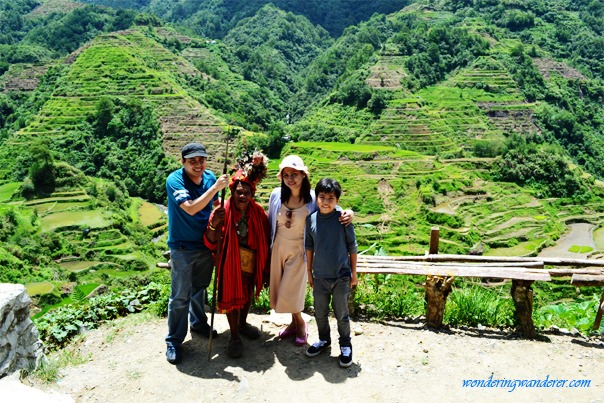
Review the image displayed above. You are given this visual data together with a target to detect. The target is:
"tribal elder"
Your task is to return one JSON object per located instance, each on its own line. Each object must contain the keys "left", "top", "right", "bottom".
{"left": 204, "top": 152, "right": 270, "bottom": 358}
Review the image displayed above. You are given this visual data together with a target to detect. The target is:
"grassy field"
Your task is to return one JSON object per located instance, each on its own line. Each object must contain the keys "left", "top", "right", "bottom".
{"left": 0, "top": 182, "right": 20, "bottom": 202}
{"left": 40, "top": 209, "right": 110, "bottom": 231}
{"left": 25, "top": 282, "right": 54, "bottom": 296}
{"left": 137, "top": 200, "right": 165, "bottom": 227}
{"left": 59, "top": 261, "right": 104, "bottom": 272}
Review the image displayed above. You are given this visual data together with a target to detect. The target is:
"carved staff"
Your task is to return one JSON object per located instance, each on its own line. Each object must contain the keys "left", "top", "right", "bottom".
{"left": 208, "top": 134, "right": 230, "bottom": 360}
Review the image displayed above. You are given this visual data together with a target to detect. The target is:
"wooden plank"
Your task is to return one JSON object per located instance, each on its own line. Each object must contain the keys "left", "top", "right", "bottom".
{"left": 570, "top": 274, "right": 604, "bottom": 286}
{"left": 357, "top": 265, "right": 551, "bottom": 281}
{"left": 544, "top": 268, "right": 604, "bottom": 277}
{"left": 359, "top": 254, "right": 604, "bottom": 267}
{"left": 358, "top": 259, "right": 604, "bottom": 277}
{"left": 358, "top": 259, "right": 544, "bottom": 269}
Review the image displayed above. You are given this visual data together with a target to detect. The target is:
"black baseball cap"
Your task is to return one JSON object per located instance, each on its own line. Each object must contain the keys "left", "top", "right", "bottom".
{"left": 181, "top": 142, "right": 208, "bottom": 159}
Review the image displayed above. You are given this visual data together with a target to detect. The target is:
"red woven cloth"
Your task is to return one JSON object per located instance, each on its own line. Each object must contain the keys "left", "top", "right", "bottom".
{"left": 205, "top": 198, "right": 269, "bottom": 313}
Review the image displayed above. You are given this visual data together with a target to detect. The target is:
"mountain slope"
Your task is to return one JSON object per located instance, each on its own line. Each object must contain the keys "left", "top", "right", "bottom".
{"left": 141, "top": 0, "right": 411, "bottom": 38}
{"left": 293, "top": 1, "right": 604, "bottom": 176}
{"left": 222, "top": 4, "right": 334, "bottom": 104}
{"left": 8, "top": 28, "right": 228, "bottom": 169}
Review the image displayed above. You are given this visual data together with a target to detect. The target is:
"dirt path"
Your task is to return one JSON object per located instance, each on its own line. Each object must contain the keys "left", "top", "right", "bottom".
{"left": 17, "top": 312, "right": 604, "bottom": 402}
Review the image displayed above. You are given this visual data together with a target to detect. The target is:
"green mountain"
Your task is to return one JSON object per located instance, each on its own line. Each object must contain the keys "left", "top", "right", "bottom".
{"left": 139, "top": 0, "right": 411, "bottom": 38}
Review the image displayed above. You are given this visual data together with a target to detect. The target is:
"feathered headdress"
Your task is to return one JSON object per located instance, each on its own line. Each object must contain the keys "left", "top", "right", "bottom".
{"left": 229, "top": 151, "right": 268, "bottom": 194}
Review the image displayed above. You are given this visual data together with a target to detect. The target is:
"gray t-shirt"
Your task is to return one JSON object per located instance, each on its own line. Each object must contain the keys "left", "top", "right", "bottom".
{"left": 305, "top": 209, "right": 358, "bottom": 279}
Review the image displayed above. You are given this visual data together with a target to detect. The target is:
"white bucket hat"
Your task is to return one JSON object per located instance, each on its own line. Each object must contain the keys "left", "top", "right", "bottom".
{"left": 277, "top": 155, "right": 309, "bottom": 180}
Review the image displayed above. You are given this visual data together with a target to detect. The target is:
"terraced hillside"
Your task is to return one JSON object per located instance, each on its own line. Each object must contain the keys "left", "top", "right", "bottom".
{"left": 9, "top": 28, "right": 230, "bottom": 172}
{"left": 0, "top": 63, "right": 49, "bottom": 93}
{"left": 361, "top": 56, "right": 538, "bottom": 153}
{"left": 276, "top": 141, "right": 604, "bottom": 259}
{"left": 7, "top": 181, "right": 166, "bottom": 281}
{"left": 533, "top": 58, "right": 587, "bottom": 81}
{"left": 366, "top": 55, "right": 407, "bottom": 89}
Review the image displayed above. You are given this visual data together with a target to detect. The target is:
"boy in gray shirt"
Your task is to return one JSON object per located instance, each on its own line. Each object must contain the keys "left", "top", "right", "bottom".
{"left": 304, "top": 178, "right": 358, "bottom": 367}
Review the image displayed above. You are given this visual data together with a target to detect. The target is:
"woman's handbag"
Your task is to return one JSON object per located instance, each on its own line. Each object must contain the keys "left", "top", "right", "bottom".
{"left": 239, "top": 246, "right": 256, "bottom": 275}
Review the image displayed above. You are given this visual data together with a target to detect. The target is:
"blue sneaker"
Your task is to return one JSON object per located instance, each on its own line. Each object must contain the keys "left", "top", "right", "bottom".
{"left": 305, "top": 340, "right": 330, "bottom": 357}
{"left": 166, "top": 345, "right": 181, "bottom": 365}
{"left": 339, "top": 346, "right": 353, "bottom": 367}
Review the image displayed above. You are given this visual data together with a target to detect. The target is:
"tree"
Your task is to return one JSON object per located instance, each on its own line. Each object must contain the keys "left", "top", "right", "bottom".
{"left": 28, "top": 138, "right": 56, "bottom": 196}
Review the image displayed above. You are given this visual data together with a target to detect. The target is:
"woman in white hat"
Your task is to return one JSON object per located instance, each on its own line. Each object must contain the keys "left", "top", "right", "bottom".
{"left": 268, "top": 155, "right": 353, "bottom": 346}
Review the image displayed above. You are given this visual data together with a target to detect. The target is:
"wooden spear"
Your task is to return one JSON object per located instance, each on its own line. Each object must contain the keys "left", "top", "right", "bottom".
{"left": 208, "top": 134, "right": 230, "bottom": 360}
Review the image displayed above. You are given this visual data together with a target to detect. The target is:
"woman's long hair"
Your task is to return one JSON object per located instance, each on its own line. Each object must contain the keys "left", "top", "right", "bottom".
{"left": 281, "top": 174, "right": 312, "bottom": 204}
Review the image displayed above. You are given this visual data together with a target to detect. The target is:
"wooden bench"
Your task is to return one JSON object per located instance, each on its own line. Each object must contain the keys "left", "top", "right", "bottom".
{"left": 357, "top": 255, "right": 604, "bottom": 338}
{"left": 356, "top": 255, "right": 552, "bottom": 338}
{"left": 355, "top": 228, "right": 604, "bottom": 338}
{"left": 357, "top": 227, "right": 604, "bottom": 338}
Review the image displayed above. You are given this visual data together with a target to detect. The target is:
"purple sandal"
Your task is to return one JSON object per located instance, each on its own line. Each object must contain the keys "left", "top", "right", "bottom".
{"left": 294, "top": 322, "right": 308, "bottom": 346}
{"left": 278, "top": 325, "right": 297, "bottom": 339}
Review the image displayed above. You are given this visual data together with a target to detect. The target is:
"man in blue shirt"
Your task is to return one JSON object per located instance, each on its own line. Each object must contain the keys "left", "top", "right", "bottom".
{"left": 165, "top": 142, "right": 229, "bottom": 364}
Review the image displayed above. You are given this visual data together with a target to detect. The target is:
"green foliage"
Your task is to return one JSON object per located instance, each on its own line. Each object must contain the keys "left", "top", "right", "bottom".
{"left": 444, "top": 284, "right": 515, "bottom": 327}
{"left": 397, "top": 21, "right": 491, "bottom": 88}
{"left": 71, "top": 287, "right": 87, "bottom": 304}
{"left": 148, "top": 0, "right": 409, "bottom": 38}
{"left": 53, "top": 97, "right": 179, "bottom": 203}
{"left": 354, "top": 274, "right": 425, "bottom": 319}
{"left": 473, "top": 139, "right": 506, "bottom": 158}
{"left": 23, "top": 5, "right": 136, "bottom": 55}
{"left": 425, "top": 209, "right": 465, "bottom": 229}
{"left": 535, "top": 294, "right": 603, "bottom": 334}
{"left": 35, "top": 281, "right": 166, "bottom": 350}
{"left": 27, "top": 138, "right": 57, "bottom": 197}
{"left": 300, "top": 14, "right": 391, "bottom": 115}
{"left": 492, "top": 140, "right": 592, "bottom": 199}
{"left": 224, "top": 4, "right": 333, "bottom": 105}
{"left": 0, "top": 0, "right": 38, "bottom": 44}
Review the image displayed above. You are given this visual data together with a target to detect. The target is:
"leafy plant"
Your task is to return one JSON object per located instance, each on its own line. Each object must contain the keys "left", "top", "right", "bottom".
{"left": 35, "top": 282, "right": 165, "bottom": 350}
{"left": 535, "top": 294, "right": 603, "bottom": 334}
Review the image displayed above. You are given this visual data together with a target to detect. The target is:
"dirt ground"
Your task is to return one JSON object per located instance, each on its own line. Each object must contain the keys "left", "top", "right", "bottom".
{"left": 8, "top": 311, "right": 604, "bottom": 403}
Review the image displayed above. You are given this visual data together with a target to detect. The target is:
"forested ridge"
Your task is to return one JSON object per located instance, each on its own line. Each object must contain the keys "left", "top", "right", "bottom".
{"left": 2, "top": 0, "right": 604, "bottom": 339}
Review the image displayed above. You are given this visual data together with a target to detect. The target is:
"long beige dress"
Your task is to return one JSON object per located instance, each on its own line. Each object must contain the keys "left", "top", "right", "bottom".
{"left": 269, "top": 204, "right": 308, "bottom": 313}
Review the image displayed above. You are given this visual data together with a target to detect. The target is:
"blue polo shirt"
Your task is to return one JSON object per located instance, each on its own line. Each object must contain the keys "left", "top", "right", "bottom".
{"left": 166, "top": 167, "right": 218, "bottom": 250}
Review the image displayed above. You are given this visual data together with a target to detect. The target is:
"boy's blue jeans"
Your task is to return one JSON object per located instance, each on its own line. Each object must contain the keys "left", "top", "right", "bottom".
{"left": 312, "top": 277, "right": 352, "bottom": 347}
{"left": 165, "top": 248, "right": 214, "bottom": 348}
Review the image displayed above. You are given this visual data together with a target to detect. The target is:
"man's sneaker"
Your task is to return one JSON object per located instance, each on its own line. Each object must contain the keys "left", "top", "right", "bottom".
{"left": 305, "top": 340, "right": 330, "bottom": 357}
{"left": 339, "top": 346, "right": 353, "bottom": 367}
{"left": 166, "top": 345, "right": 181, "bottom": 365}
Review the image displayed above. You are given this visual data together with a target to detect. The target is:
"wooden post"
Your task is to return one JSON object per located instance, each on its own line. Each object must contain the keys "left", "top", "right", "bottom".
{"left": 424, "top": 227, "right": 453, "bottom": 328}
{"left": 429, "top": 227, "right": 440, "bottom": 255}
{"left": 593, "top": 290, "right": 604, "bottom": 332}
{"left": 424, "top": 275, "right": 453, "bottom": 328}
{"left": 511, "top": 279, "right": 537, "bottom": 338}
